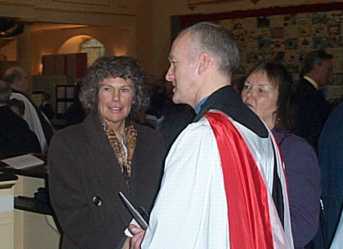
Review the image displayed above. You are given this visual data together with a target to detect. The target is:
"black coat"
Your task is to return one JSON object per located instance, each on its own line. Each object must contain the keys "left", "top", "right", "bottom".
{"left": 48, "top": 111, "right": 166, "bottom": 249}
{"left": 293, "top": 78, "right": 331, "bottom": 150}
{"left": 0, "top": 105, "right": 40, "bottom": 158}
{"left": 194, "top": 85, "right": 268, "bottom": 138}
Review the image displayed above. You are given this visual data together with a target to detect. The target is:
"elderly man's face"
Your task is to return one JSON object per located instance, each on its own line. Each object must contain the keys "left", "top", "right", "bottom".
{"left": 98, "top": 77, "right": 134, "bottom": 131}
{"left": 165, "top": 33, "right": 199, "bottom": 107}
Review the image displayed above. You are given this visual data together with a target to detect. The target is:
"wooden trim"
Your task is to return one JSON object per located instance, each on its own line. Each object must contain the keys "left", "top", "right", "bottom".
{"left": 177, "top": 3, "right": 343, "bottom": 27}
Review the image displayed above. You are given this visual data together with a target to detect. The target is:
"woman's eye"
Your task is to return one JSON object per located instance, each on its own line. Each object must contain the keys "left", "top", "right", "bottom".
{"left": 102, "top": 86, "right": 111, "bottom": 91}
{"left": 120, "top": 87, "right": 131, "bottom": 93}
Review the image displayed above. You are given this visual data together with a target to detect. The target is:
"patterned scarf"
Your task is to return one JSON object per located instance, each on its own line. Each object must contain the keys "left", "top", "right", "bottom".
{"left": 104, "top": 122, "right": 137, "bottom": 179}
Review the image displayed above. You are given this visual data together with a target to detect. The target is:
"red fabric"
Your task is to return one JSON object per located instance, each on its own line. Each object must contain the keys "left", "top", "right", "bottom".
{"left": 206, "top": 112, "right": 274, "bottom": 249}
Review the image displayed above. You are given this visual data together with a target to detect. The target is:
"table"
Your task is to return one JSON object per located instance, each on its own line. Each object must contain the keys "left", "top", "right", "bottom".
{"left": 0, "top": 162, "right": 59, "bottom": 249}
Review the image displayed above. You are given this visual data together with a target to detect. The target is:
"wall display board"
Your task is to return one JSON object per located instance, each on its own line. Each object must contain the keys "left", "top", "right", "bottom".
{"left": 55, "top": 85, "right": 76, "bottom": 118}
{"left": 175, "top": 3, "right": 343, "bottom": 101}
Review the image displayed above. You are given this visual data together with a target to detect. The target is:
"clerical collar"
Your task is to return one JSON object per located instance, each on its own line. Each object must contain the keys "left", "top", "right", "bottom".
{"left": 304, "top": 75, "right": 319, "bottom": 90}
{"left": 194, "top": 97, "right": 208, "bottom": 114}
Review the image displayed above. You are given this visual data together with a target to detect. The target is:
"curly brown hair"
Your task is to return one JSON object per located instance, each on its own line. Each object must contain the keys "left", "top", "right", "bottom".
{"left": 79, "top": 56, "right": 146, "bottom": 117}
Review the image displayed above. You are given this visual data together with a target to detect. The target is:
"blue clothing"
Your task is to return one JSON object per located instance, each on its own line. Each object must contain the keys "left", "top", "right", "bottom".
{"left": 194, "top": 97, "right": 208, "bottom": 114}
{"left": 319, "top": 102, "right": 343, "bottom": 248}
{"left": 273, "top": 129, "right": 321, "bottom": 249}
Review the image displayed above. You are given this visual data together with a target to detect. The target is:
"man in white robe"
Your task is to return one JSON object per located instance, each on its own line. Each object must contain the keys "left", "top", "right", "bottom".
{"left": 3, "top": 66, "right": 54, "bottom": 152}
{"left": 129, "top": 22, "right": 294, "bottom": 249}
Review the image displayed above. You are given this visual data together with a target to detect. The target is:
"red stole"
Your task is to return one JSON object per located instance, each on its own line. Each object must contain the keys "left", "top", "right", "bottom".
{"left": 206, "top": 112, "right": 274, "bottom": 249}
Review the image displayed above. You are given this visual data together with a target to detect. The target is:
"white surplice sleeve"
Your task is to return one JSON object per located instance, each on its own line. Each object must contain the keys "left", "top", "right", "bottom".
{"left": 330, "top": 210, "right": 343, "bottom": 249}
{"left": 142, "top": 119, "right": 230, "bottom": 249}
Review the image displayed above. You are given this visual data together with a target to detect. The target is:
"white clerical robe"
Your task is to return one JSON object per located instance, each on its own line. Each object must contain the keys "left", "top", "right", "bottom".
{"left": 142, "top": 113, "right": 293, "bottom": 249}
{"left": 330, "top": 210, "right": 343, "bottom": 249}
{"left": 10, "top": 92, "right": 47, "bottom": 152}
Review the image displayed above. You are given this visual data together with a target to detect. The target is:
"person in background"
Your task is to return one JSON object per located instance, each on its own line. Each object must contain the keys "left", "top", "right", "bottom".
{"left": 293, "top": 50, "right": 333, "bottom": 150}
{"left": 241, "top": 62, "right": 321, "bottom": 249}
{"left": 8, "top": 98, "right": 25, "bottom": 117}
{"left": 38, "top": 92, "right": 54, "bottom": 120}
{"left": 2, "top": 66, "right": 54, "bottom": 152}
{"left": 48, "top": 56, "right": 166, "bottom": 249}
{"left": 129, "top": 22, "right": 293, "bottom": 249}
{"left": 146, "top": 81, "right": 195, "bottom": 149}
{"left": 63, "top": 80, "right": 86, "bottom": 126}
{"left": 0, "top": 80, "right": 40, "bottom": 158}
{"left": 319, "top": 101, "right": 343, "bottom": 249}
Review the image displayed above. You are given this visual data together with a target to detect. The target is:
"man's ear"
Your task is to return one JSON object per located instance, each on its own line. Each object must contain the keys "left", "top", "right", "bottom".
{"left": 197, "top": 52, "right": 212, "bottom": 75}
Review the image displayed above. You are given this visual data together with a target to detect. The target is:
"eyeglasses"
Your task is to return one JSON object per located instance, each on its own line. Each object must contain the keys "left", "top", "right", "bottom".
{"left": 242, "top": 82, "right": 276, "bottom": 95}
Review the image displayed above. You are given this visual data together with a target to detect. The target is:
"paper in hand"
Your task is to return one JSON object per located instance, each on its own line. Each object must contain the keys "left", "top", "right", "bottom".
{"left": 118, "top": 192, "right": 148, "bottom": 230}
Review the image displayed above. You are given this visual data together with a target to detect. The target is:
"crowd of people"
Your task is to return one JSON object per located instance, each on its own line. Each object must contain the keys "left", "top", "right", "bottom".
{"left": 1, "top": 21, "right": 343, "bottom": 249}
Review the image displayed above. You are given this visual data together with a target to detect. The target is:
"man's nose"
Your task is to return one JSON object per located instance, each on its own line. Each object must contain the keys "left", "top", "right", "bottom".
{"left": 165, "top": 67, "right": 174, "bottom": 82}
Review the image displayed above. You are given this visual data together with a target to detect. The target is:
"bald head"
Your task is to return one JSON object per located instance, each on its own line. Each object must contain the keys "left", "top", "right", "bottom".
{"left": 180, "top": 22, "right": 240, "bottom": 78}
{"left": 165, "top": 22, "right": 240, "bottom": 108}
{"left": 3, "top": 66, "right": 29, "bottom": 92}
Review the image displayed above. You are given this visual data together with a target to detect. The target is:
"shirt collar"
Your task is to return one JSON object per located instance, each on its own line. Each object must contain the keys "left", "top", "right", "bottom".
{"left": 304, "top": 75, "right": 319, "bottom": 90}
{"left": 194, "top": 97, "right": 208, "bottom": 114}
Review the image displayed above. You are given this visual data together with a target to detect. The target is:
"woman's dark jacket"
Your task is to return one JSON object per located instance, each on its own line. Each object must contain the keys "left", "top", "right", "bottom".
{"left": 48, "top": 111, "right": 166, "bottom": 249}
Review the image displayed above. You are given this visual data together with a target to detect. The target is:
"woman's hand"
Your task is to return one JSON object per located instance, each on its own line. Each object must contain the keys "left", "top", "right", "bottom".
{"left": 129, "top": 224, "right": 145, "bottom": 249}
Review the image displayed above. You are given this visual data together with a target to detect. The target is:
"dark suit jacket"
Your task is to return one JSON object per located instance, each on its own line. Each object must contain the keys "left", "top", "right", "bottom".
{"left": 159, "top": 104, "right": 195, "bottom": 149}
{"left": 0, "top": 105, "right": 40, "bottom": 158}
{"left": 194, "top": 85, "right": 268, "bottom": 138}
{"left": 319, "top": 102, "right": 343, "bottom": 246}
{"left": 48, "top": 111, "right": 166, "bottom": 249}
{"left": 293, "top": 78, "right": 331, "bottom": 150}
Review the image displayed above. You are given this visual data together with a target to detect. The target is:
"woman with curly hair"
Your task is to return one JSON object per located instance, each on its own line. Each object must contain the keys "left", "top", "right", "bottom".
{"left": 48, "top": 56, "right": 166, "bottom": 249}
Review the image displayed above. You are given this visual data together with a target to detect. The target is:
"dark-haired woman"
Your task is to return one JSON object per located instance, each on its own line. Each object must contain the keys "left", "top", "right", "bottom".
{"left": 241, "top": 62, "right": 321, "bottom": 249}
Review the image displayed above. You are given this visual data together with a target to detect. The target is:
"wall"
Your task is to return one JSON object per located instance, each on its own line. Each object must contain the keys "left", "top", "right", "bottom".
{"left": 0, "top": 0, "right": 137, "bottom": 78}
{"left": 30, "top": 25, "right": 135, "bottom": 74}
{"left": 138, "top": 0, "right": 343, "bottom": 77}
{"left": 0, "top": 40, "right": 16, "bottom": 61}
{"left": 2, "top": 0, "right": 343, "bottom": 79}
{"left": 0, "top": 0, "right": 136, "bottom": 26}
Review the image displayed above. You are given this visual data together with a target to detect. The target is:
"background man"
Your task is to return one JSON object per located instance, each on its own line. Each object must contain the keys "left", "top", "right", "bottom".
{"left": 129, "top": 22, "right": 294, "bottom": 249}
{"left": 293, "top": 50, "right": 333, "bottom": 150}
{"left": 2, "top": 66, "right": 54, "bottom": 152}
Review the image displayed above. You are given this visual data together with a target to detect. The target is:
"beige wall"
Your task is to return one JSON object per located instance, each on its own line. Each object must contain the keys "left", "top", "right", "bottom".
{"left": 137, "top": 0, "right": 343, "bottom": 77}
{"left": 30, "top": 25, "right": 135, "bottom": 74}
{"left": 2, "top": 0, "right": 343, "bottom": 79}
{"left": 0, "top": 41, "right": 16, "bottom": 61}
{"left": 0, "top": 0, "right": 137, "bottom": 77}
{"left": 0, "top": 0, "right": 136, "bottom": 25}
